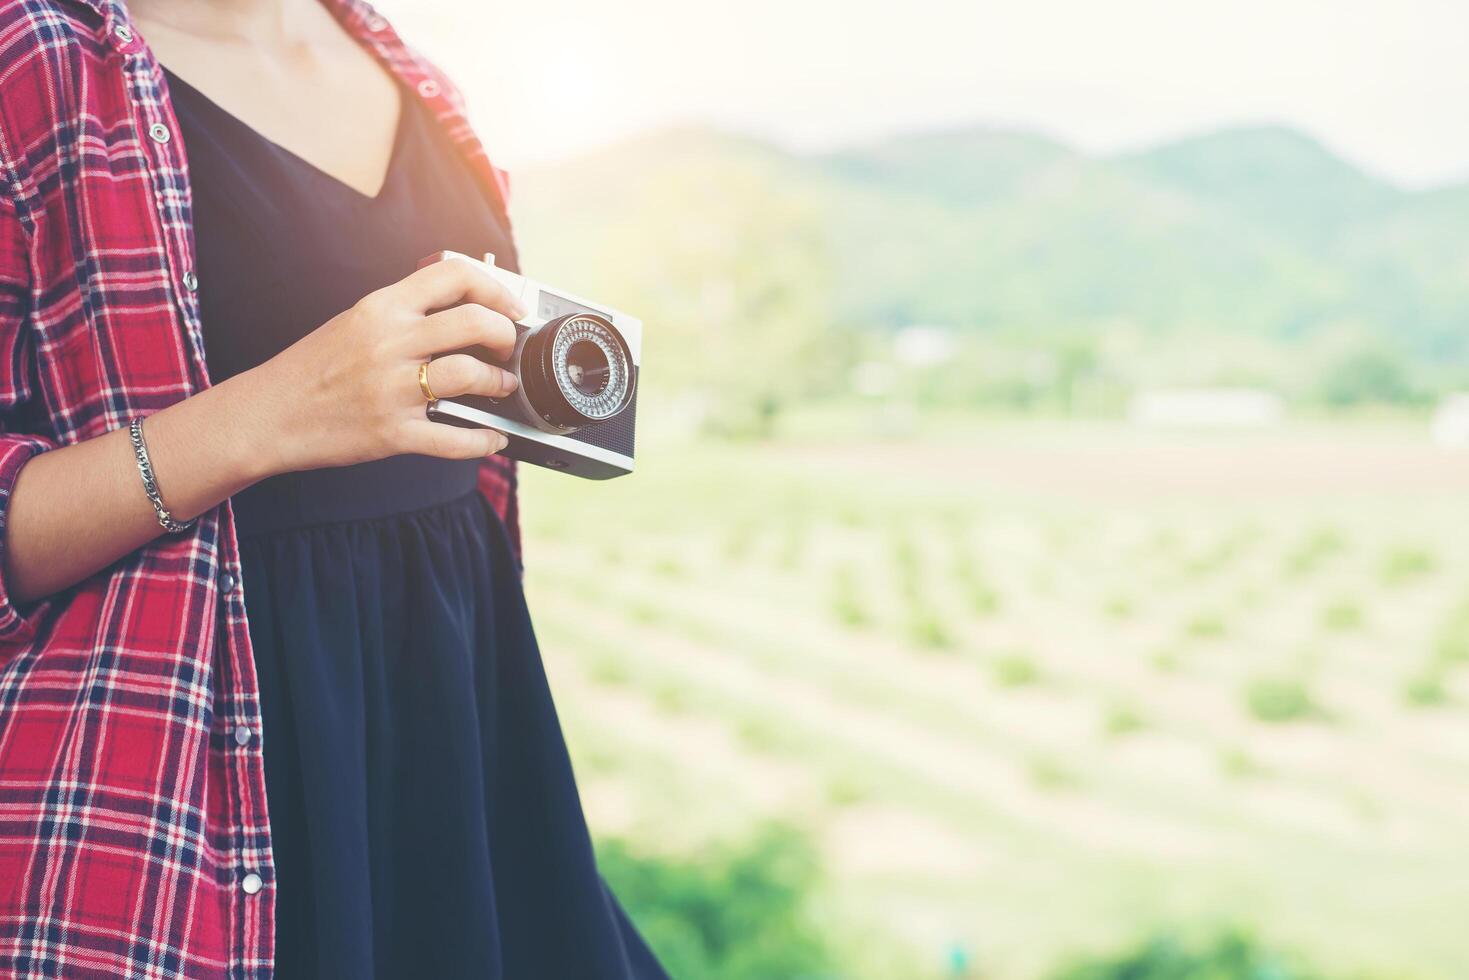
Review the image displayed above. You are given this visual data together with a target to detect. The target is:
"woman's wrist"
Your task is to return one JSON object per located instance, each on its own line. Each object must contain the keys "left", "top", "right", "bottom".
{"left": 214, "top": 363, "right": 305, "bottom": 484}
{"left": 139, "top": 370, "right": 291, "bottom": 521}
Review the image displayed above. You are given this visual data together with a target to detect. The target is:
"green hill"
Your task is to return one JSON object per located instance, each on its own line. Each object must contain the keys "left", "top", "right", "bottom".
{"left": 822, "top": 127, "right": 1081, "bottom": 207}
{"left": 509, "top": 124, "right": 1469, "bottom": 366}
{"left": 1116, "top": 125, "right": 1403, "bottom": 241}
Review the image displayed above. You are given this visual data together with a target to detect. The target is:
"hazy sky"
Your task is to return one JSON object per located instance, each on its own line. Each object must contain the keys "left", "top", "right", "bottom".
{"left": 379, "top": 0, "right": 1469, "bottom": 188}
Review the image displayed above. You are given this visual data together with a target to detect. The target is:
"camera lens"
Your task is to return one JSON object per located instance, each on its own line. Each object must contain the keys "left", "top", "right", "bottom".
{"left": 565, "top": 340, "right": 610, "bottom": 397}
{"left": 520, "top": 313, "right": 635, "bottom": 431}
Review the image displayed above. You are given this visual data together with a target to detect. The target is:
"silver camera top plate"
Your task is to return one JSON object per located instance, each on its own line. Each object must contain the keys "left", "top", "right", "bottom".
{"left": 481, "top": 253, "right": 643, "bottom": 362}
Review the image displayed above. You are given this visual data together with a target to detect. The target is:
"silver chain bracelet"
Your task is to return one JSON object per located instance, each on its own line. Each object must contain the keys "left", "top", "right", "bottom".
{"left": 128, "top": 416, "right": 196, "bottom": 534}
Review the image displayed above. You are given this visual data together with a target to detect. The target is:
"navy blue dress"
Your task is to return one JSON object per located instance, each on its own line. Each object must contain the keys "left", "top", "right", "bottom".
{"left": 164, "top": 68, "right": 668, "bottom": 980}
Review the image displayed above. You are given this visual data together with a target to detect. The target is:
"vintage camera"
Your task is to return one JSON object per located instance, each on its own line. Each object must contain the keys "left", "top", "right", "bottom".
{"left": 422, "top": 252, "right": 641, "bottom": 480}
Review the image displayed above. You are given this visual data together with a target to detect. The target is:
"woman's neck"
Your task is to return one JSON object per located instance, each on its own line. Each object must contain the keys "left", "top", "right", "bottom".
{"left": 129, "top": 0, "right": 323, "bottom": 45}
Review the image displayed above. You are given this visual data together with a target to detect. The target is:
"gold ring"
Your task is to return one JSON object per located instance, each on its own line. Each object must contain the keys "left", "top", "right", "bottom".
{"left": 417, "top": 360, "right": 438, "bottom": 402}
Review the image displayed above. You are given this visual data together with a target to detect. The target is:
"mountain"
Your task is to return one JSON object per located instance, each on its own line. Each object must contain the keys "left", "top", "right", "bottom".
{"left": 1116, "top": 125, "right": 1404, "bottom": 242}
{"left": 822, "top": 127, "right": 1081, "bottom": 207}
{"left": 508, "top": 123, "right": 1469, "bottom": 363}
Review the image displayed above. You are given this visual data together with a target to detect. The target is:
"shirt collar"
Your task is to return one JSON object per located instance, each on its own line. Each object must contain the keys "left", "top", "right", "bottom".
{"left": 59, "top": 0, "right": 127, "bottom": 35}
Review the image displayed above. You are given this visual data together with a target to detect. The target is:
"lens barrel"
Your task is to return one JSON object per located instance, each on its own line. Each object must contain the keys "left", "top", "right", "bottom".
{"left": 519, "top": 313, "right": 635, "bottom": 431}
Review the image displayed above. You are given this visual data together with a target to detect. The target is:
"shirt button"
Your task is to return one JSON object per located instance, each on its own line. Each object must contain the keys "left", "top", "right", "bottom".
{"left": 416, "top": 78, "right": 441, "bottom": 99}
{"left": 113, "top": 23, "right": 134, "bottom": 43}
{"left": 183, "top": 270, "right": 198, "bottom": 292}
{"left": 233, "top": 725, "right": 253, "bottom": 747}
{"left": 218, "top": 571, "right": 237, "bottom": 594}
{"left": 241, "top": 872, "right": 263, "bottom": 895}
{"left": 147, "top": 122, "right": 171, "bottom": 144}
{"left": 366, "top": 15, "right": 387, "bottom": 31}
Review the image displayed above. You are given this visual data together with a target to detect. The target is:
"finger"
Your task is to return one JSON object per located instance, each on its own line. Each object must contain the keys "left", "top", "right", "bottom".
{"left": 392, "top": 253, "right": 528, "bottom": 320}
{"left": 425, "top": 353, "right": 519, "bottom": 400}
{"left": 404, "top": 418, "right": 509, "bottom": 459}
{"left": 418, "top": 303, "right": 517, "bottom": 360}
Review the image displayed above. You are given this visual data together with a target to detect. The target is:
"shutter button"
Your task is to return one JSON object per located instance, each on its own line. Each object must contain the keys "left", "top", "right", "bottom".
{"left": 241, "top": 872, "right": 263, "bottom": 895}
{"left": 147, "top": 122, "right": 171, "bottom": 144}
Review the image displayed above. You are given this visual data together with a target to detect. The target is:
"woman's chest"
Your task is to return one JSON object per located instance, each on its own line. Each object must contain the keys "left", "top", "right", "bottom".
{"left": 135, "top": 25, "right": 404, "bottom": 199}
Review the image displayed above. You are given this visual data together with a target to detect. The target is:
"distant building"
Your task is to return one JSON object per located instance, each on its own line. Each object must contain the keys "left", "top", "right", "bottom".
{"left": 1128, "top": 387, "right": 1285, "bottom": 428}
{"left": 893, "top": 326, "right": 956, "bottom": 368}
{"left": 1431, "top": 393, "right": 1469, "bottom": 449}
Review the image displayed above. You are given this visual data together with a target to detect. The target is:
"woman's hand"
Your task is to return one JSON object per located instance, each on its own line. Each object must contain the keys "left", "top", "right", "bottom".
{"left": 246, "top": 254, "right": 528, "bottom": 476}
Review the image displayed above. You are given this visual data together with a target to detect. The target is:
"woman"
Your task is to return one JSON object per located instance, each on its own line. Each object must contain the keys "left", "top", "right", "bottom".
{"left": 0, "top": 0, "right": 666, "bottom": 976}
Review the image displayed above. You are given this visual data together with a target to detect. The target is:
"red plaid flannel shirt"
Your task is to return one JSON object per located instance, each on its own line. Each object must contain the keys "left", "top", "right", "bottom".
{"left": 0, "top": 1, "right": 519, "bottom": 975}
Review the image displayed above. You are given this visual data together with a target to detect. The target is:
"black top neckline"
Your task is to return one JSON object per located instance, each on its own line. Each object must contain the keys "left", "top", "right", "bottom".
{"left": 161, "top": 64, "right": 411, "bottom": 204}
{"left": 163, "top": 46, "right": 516, "bottom": 383}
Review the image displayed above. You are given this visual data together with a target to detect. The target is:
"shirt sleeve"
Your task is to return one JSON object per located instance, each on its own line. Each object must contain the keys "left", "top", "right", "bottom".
{"left": 0, "top": 185, "right": 59, "bottom": 645}
{"left": 477, "top": 456, "right": 523, "bottom": 573}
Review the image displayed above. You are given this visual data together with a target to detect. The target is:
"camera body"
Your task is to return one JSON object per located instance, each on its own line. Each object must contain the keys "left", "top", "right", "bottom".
{"left": 424, "top": 252, "right": 641, "bottom": 480}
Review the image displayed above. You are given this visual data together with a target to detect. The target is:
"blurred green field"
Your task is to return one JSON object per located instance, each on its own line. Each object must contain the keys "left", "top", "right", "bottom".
{"left": 519, "top": 420, "right": 1469, "bottom": 979}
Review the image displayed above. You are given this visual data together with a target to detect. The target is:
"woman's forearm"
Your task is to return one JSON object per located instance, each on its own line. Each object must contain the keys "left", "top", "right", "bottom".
{"left": 4, "top": 371, "right": 282, "bottom": 604}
